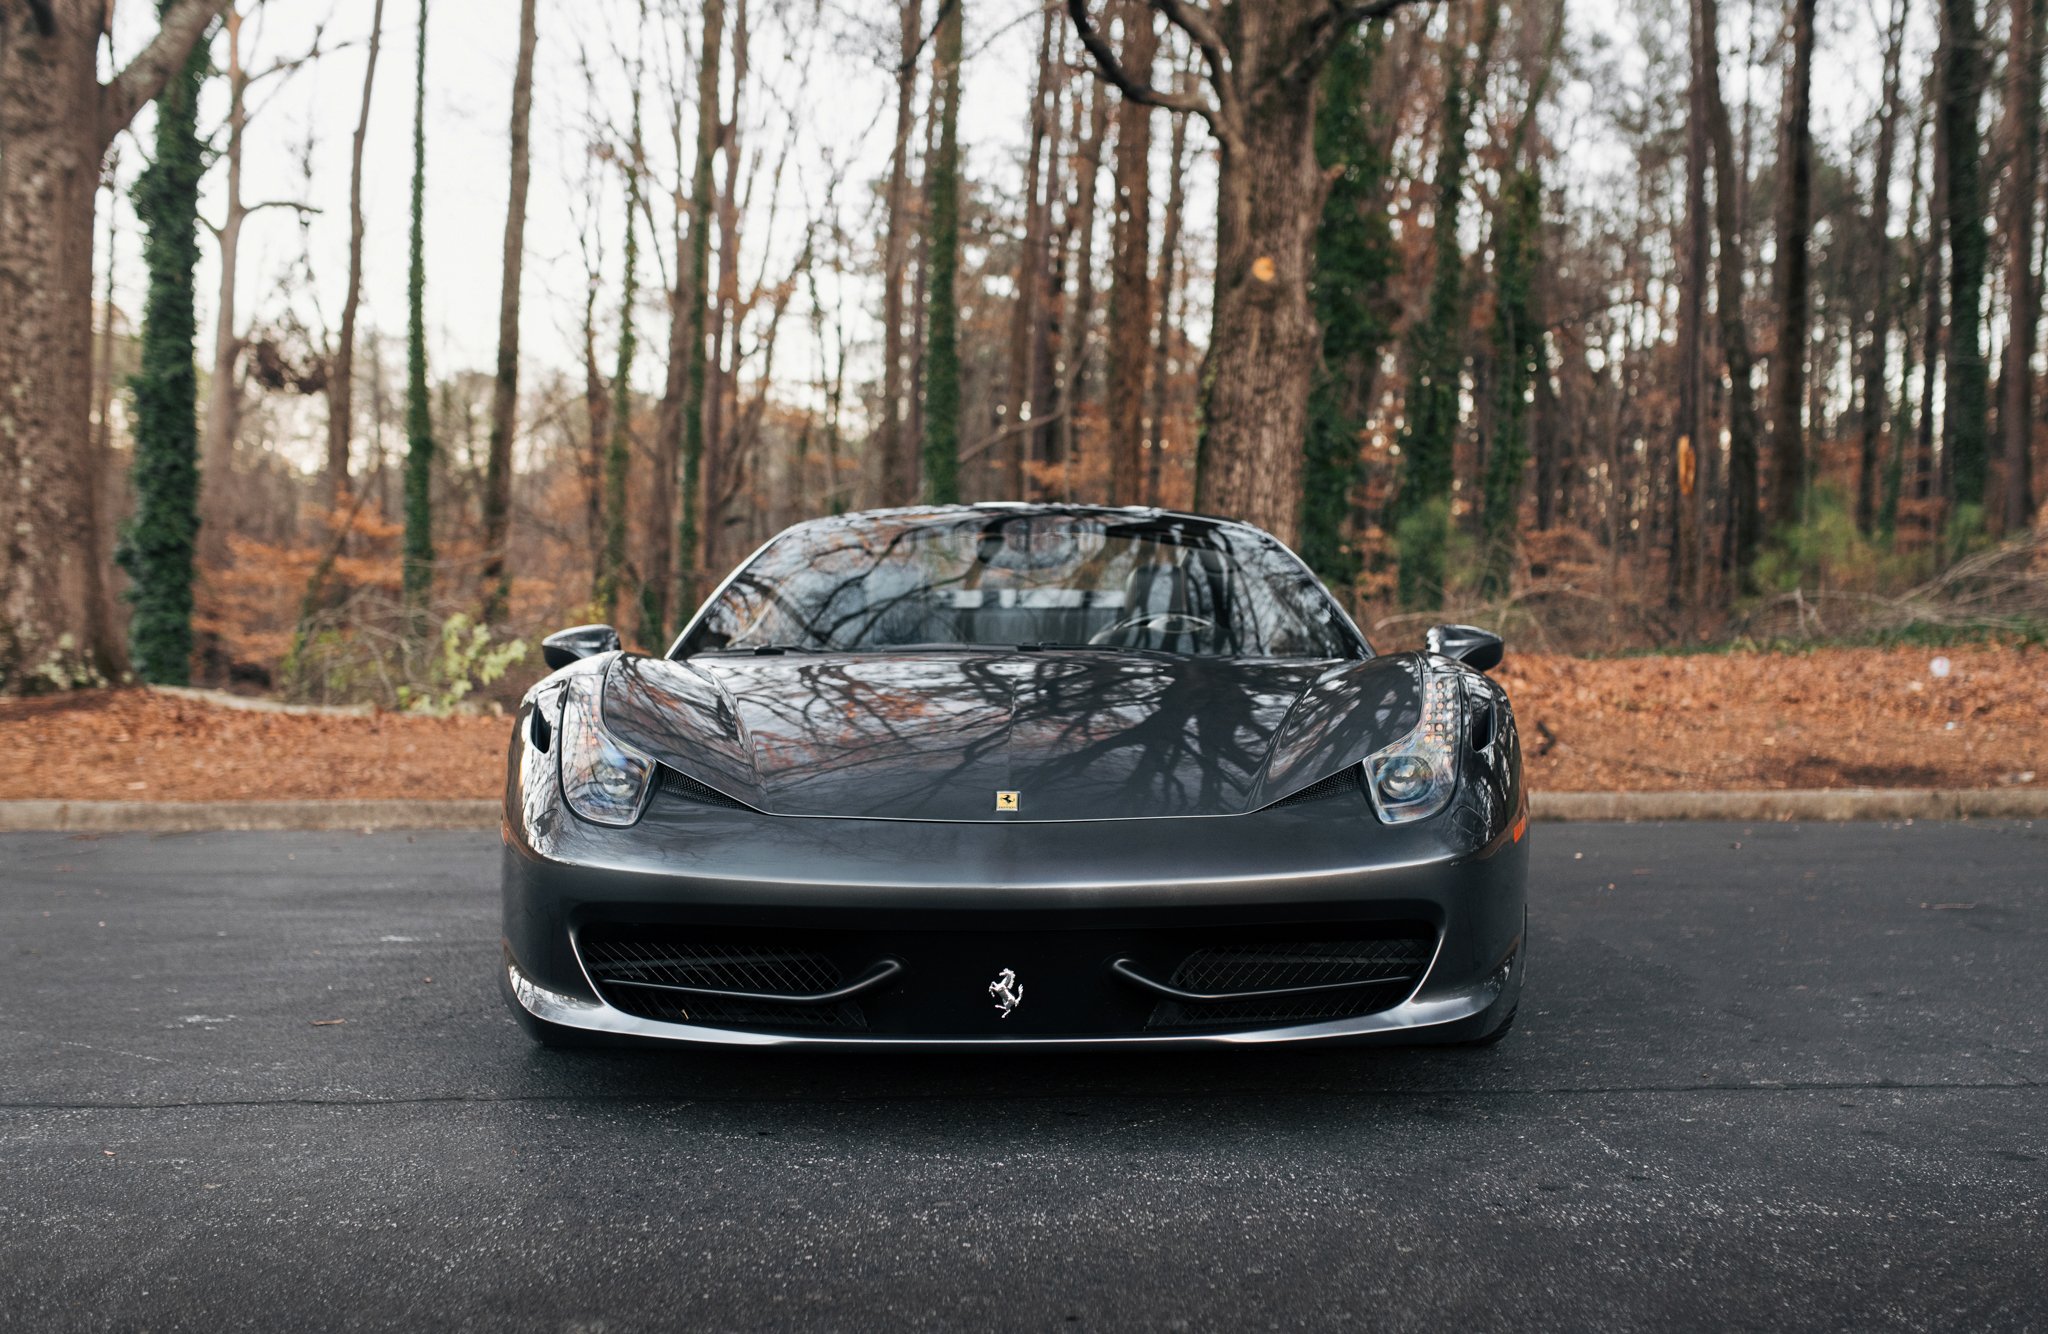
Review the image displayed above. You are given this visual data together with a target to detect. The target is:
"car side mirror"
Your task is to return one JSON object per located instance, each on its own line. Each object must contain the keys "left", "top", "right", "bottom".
{"left": 541, "top": 623, "right": 622, "bottom": 671}
{"left": 1426, "top": 623, "right": 1504, "bottom": 673}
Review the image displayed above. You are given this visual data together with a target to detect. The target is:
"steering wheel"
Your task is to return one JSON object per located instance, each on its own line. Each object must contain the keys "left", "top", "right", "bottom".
{"left": 1088, "top": 611, "right": 1218, "bottom": 646}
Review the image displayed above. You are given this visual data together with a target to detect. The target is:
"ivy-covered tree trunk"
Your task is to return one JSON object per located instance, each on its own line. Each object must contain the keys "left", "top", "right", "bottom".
{"left": 1394, "top": 0, "right": 1499, "bottom": 608}
{"left": 1300, "top": 24, "right": 1395, "bottom": 590}
{"left": 401, "top": 0, "right": 435, "bottom": 619}
{"left": 920, "top": 0, "right": 964, "bottom": 505}
{"left": 119, "top": 0, "right": 211, "bottom": 685}
{"left": 1940, "top": 0, "right": 1991, "bottom": 514}
{"left": 1480, "top": 168, "right": 1541, "bottom": 598}
{"left": 1699, "top": 0, "right": 1764, "bottom": 594}
{"left": 597, "top": 92, "right": 643, "bottom": 623}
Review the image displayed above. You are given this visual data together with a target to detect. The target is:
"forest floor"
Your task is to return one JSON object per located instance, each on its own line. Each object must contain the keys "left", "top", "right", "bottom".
{"left": 0, "top": 645, "right": 2040, "bottom": 801}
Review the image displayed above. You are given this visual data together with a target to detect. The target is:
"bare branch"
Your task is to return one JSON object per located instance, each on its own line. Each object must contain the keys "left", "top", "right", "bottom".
{"left": 1065, "top": 0, "right": 1213, "bottom": 121}
{"left": 1280, "top": 0, "right": 1438, "bottom": 89}
{"left": 99, "top": 0, "right": 234, "bottom": 149}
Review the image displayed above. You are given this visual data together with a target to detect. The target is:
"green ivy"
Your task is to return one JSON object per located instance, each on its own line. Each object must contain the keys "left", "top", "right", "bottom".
{"left": 402, "top": 0, "right": 436, "bottom": 620}
{"left": 118, "top": 1, "right": 211, "bottom": 685}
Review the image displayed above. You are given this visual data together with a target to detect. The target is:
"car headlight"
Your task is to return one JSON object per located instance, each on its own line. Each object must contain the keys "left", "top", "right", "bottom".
{"left": 1363, "top": 669, "right": 1462, "bottom": 824}
{"left": 558, "top": 672, "right": 655, "bottom": 826}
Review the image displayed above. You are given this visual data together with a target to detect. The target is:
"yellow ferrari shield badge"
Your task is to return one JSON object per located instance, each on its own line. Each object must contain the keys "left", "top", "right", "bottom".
{"left": 994, "top": 790, "right": 1020, "bottom": 812}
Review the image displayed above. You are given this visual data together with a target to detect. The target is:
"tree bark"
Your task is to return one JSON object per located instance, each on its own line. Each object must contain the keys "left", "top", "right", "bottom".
{"left": 481, "top": 0, "right": 537, "bottom": 625}
{"left": 1940, "top": 0, "right": 1991, "bottom": 510}
{"left": 1765, "top": 0, "right": 1816, "bottom": 536}
{"left": 876, "top": 0, "right": 923, "bottom": 507}
{"left": 1673, "top": 0, "right": 1711, "bottom": 607}
{"left": 920, "top": 0, "right": 964, "bottom": 504}
{"left": 1056, "top": 72, "right": 1110, "bottom": 490}
{"left": 1147, "top": 98, "right": 1190, "bottom": 507}
{"left": 199, "top": 6, "right": 246, "bottom": 571}
{"left": 1698, "top": 0, "right": 1764, "bottom": 592}
{"left": 676, "top": 0, "right": 724, "bottom": 617}
{"left": 1002, "top": 3, "right": 1058, "bottom": 500}
{"left": 2002, "top": 0, "right": 2042, "bottom": 530}
{"left": 1856, "top": 0, "right": 1908, "bottom": 535}
{"left": 1104, "top": 0, "right": 1157, "bottom": 505}
{"left": 400, "top": 0, "right": 434, "bottom": 617}
{"left": 324, "top": 0, "right": 385, "bottom": 514}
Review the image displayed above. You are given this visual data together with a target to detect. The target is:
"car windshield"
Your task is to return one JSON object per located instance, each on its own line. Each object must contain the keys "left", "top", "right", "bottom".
{"left": 680, "top": 511, "right": 1362, "bottom": 659}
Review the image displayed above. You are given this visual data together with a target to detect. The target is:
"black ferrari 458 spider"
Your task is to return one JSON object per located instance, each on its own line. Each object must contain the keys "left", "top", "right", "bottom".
{"left": 501, "top": 504, "right": 1527, "bottom": 1049}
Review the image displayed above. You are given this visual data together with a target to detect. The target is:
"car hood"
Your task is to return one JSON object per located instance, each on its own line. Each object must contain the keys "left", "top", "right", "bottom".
{"left": 601, "top": 649, "right": 1425, "bottom": 822}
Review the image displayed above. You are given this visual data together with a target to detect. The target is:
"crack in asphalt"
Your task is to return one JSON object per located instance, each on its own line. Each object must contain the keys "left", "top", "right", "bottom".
{"left": 0, "top": 1077, "right": 2040, "bottom": 1114}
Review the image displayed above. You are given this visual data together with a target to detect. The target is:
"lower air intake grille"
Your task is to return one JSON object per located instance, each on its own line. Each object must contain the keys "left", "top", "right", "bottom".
{"left": 1146, "top": 929, "right": 1434, "bottom": 1030}
{"left": 578, "top": 925, "right": 867, "bottom": 1031}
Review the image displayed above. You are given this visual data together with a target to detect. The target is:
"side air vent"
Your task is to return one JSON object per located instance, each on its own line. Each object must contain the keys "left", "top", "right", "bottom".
{"left": 660, "top": 766, "right": 754, "bottom": 810}
{"left": 1267, "top": 768, "right": 1363, "bottom": 809}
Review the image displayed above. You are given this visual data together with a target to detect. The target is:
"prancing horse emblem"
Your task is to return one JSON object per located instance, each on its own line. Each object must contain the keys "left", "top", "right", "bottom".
{"left": 988, "top": 967, "right": 1023, "bottom": 1018}
{"left": 995, "top": 790, "right": 1020, "bottom": 812}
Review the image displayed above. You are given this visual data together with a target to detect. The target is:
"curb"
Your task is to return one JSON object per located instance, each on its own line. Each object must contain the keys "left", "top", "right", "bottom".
{"left": 1532, "top": 789, "right": 2048, "bottom": 822}
{"left": 0, "top": 800, "right": 499, "bottom": 832}
{"left": 0, "top": 790, "right": 2042, "bottom": 832}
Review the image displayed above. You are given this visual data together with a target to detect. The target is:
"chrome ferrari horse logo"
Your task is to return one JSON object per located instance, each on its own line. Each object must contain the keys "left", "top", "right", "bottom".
{"left": 988, "top": 967, "right": 1023, "bottom": 1017}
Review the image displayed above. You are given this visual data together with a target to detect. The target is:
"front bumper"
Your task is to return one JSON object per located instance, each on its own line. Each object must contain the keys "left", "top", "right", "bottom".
{"left": 500, "top": 782, "right": 1529, "bottom": 1050}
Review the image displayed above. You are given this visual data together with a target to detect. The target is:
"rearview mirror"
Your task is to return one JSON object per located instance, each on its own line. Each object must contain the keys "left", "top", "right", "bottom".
{"left": 1425, "top": 623, "right": 1503, "bottom": 673}
{"left": 541, "top": 623, "right": 622, "bottom": 671}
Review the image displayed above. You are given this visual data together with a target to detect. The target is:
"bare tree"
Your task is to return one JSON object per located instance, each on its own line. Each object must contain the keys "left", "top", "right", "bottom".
{"left": 1765, "top": 0, "right": 1817, "bottom": 535}
{"left": 1104, "top": 0, "right": 1157, "bottom": 505}
{"left": 481, "top": 0, "right": 538, "bottom": 624}
{"left": 2001, "top": 0, "right": 2042, "bottom": 529}
{"left": 323, "top": 0, "right": 386, "bottom": 513}
{"left": 877, "top": 0, "right": 924, "bottom": 507}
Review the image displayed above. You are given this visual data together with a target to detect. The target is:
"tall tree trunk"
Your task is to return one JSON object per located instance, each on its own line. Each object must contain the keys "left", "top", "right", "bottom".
{"left": 1940, "top": 0, "right": 1991, "bottom": 511}
{"left": 676, "top": 0, "right": 723, "bottom": 618}
{"left": 876, "top": 0, "right": 923, "bottom": 507}
{"left": 1056, "top": 73, "right": 1110, "bottom": 489}
{"left": 704, "top": 0, "right": 746, "bottom": 573}
{"left": 2002, "top": 0, "right": 2043, "bottom": 530}
{"left": 1699, "top": 0, "right": 1764, "bottom": 592}
{"left": 1856, "top": 0, "right": 1908, "bottom": 535}
{"left": 401, "top": 0, "right": 435, "bottom": 619}
{"left": 1002, "top": 3, "right": 1057, "bottom": 500}
{"left": 325, "top": 0, "right": 385, "bottom": 514}
{"left": 1104, "top": 0, "right": 1156, "bottom": 505}
{"left": 481, "top": 0, "right": 537, "bottom": 625}
{"left": 1, "top": 0, "right": 226, "bottom": 691}
{"left": 1765, "top": 0, "right": 1816, "bottom": 536}
{"left": 1673, "top": 0, "right": 1711, "bottom": 608}
{"left": 582, "top": 259, "right": 609, "bottom": 586}
{"left": 597, "top": 92, "right": 643, "bottom": 623}
{"left": 121, "top": 0, "right": 211, "bottom": 684}
{"left": 921, "top": 0, "right": 964, "bottom": 504}
{"left": 1147, "top": 96, "right": 1190, "bottom": 507}
{"left": 199, "top": 5, "right": 246, "bottom": 572}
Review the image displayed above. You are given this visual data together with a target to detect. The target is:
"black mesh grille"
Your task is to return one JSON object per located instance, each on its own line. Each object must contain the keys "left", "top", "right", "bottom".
{"left": 1146, "top": 931, "right": 1434, "bottom": 1030}
{"left": 578, "top": 926, "right": 866, "bottom": 1031}
{"left": 1267, "top": 769, "right": 1363, "bottom": 808}
{"left": 659, "top": 767, "right": 753, "bottom": 810}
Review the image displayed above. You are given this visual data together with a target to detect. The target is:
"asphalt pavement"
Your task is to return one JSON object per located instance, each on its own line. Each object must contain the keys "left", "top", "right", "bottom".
{"left": 1, "top": 821, "right": 2043, "bottom": 1332}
